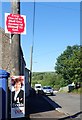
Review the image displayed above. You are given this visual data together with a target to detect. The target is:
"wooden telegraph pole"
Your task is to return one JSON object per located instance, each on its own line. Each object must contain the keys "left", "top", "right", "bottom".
{"left": 30, "top": 45, "right": 33, "bottom": 86}
{"left": 29, "top": 1, "right": 35, "bottom": 86}
{"left": 11, "top": 0, "right": 21, "bottom": 76}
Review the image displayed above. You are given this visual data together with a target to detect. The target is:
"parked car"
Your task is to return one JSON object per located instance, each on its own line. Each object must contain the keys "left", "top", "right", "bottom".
{"left": 42, "top": 86, "right": 53, "bottom": 95}
{"left": 34, "top": 84, "right": 43, "bottom": 93}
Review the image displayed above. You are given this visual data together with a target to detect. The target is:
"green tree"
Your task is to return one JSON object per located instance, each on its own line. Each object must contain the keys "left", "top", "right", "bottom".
{"left": 55, "top": 45, "right": 81, "bottom": 85}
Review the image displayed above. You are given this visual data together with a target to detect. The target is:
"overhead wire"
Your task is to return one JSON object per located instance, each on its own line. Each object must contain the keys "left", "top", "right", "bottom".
{"left": 31, "top": 2, "right": 80, "bottom": 63}
{"left": 32, "top": 2, "right": 80, "bottom": 58}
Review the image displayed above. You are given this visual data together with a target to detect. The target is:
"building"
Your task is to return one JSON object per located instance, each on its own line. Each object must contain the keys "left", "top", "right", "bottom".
{"left": 0, "top": 1, "right": 31, "bottom": 119}
{"left": 0, "top": 27, "right": 11, "bottom": 73}
{"left": 0, "top": 27, "right": 26, "bottom": 76}
{"left": 0, "top": 27, "right": 31, "bottom": 90}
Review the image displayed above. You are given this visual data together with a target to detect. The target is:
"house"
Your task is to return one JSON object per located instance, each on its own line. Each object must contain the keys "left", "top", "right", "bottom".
{"left": 0, "top": 26, "right": 31, "bottom": 94}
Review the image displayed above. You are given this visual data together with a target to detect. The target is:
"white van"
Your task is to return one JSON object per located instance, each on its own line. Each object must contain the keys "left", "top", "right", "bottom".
{"left": 34, "top": 84, "right": 42, "bottom": 93}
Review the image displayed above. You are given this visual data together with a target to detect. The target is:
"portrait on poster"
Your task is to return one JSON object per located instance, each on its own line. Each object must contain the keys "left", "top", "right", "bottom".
{"left": 11, "top": 76, "right": 25, "bottom": 108}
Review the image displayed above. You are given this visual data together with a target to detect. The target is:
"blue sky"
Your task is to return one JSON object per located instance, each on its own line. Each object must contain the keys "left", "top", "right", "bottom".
{"left": 1, "top": 2, "right": 80, "bottom": 72}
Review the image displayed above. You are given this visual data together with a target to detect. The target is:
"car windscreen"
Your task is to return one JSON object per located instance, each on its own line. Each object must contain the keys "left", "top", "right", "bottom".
{"left": 36, "top": 86, "right": 41, "bottom": 88}
{"left": 43, "top": 86, "right": 52, "bottom": 89}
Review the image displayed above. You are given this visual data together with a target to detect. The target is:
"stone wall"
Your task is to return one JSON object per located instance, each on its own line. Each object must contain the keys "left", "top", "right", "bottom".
{"left": 0, "top": 27, "right": 26, "bottom": 76}
{"left": 0, "top": 27, "right": 11, "bottom": 73}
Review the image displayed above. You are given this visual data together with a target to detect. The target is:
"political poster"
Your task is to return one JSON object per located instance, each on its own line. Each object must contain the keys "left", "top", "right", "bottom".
{"left": 11, "top": 76, "right": 25, "bottom": 118}
{"left": 5, "top": 13, "right": 26, "bottom": 34}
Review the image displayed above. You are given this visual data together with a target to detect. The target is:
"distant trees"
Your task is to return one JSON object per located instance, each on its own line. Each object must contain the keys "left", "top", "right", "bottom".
{"left": 32, "top": 72, "right": 56, "bottom": 88}
{"left": 32, "top": 72, "right": 65, "bottom": 90}
{"left": 55, "top": 45, "right": 81, "bottom": 85}
{"left": 32, "top": 45, "right": 81, "bottom": 90}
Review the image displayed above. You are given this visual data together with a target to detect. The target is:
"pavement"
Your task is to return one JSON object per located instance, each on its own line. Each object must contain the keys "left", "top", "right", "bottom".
{"left": 9, "top": 92, "right": 75, "bottom": 120}
{"left": 25, "top": 92, "right": 82, "bottom": 120}
{"left": 4, "top": 89, "right": 81, "bottom": 120}
{"left": 25, "top": 93, "right": 66, "bottom": 119}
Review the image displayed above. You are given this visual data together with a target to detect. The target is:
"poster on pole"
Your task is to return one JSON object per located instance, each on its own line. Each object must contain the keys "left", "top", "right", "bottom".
{"left": 11, "top": 76, "right": 25, "bottom": 118}
{"left": 5, "top": 13, "right": 26, "bottom": 34}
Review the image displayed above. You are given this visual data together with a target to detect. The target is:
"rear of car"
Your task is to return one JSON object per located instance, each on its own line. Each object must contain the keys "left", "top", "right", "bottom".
{"left": 34, "top": 84, "right": 43, "bottom": 93}
{"left": 42, "top": 86, "right": 53, "bottom": 95}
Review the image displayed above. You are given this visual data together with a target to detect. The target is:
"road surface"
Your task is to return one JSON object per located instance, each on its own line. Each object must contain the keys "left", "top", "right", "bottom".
{"left": 47, "top": 92, "right": 82, "bottom": 119}
{"left": 26, "top": 94, "right": 66, "bottom": 119}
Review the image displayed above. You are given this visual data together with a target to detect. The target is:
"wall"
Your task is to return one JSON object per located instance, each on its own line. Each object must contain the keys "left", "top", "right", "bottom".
{"left": 25, "top": 68, "right": 31, "bottom": 97}
{"left": 0, "top": 27, "right": 11, "bottom": 73}
{"left": 0, "top": 27, "right": 26, "bottom": 76}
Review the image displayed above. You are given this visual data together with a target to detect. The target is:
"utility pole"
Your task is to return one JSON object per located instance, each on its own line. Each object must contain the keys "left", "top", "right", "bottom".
{"left": 30, "top": 45, "right": 33, "bottom": 86}
{"left": 29, "top": 1, "right": 35, "bottom": 86}
{"left": 11, "top": 0, "right": 21, "bottom": 76}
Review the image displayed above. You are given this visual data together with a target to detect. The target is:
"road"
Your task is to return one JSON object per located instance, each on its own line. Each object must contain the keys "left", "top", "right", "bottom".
{"left": 47, "top": 92, "right": 82, "bottom": 119}
{"left": 25, "top": 92, "right": 82, "bottom": 119}
{"left": 8, "top": 91, "right": 82, "bottom": 120}
{"left": 26, "top": 94, "right": 66, "bottom": 119}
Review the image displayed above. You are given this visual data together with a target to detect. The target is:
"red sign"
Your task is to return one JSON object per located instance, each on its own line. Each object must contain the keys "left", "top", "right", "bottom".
{"left": 5, "top": 13, "right": 26, "bottom": 34}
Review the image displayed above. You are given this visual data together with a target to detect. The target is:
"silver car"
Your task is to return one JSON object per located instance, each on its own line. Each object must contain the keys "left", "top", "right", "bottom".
{"left": 42, "top": 86, "right": 53, "bottom": 95}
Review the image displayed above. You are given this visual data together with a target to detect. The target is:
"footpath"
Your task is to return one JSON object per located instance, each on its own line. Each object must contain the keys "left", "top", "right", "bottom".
{"left": 10, "top": 93, "right": 66, "bottom": 120}
{"left": 25, "top": 93, "right": 66, "bottom": 119}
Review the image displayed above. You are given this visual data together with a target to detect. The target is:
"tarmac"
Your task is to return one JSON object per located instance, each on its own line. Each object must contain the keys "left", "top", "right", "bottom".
{"left": 10, "top": 90, "right": 82, "bottom": 120}
{"left": 25, "top": 93, "right": 66, "bottom": 120}
{"left": 8, "top": 92, "right": 66, "bottom": 120}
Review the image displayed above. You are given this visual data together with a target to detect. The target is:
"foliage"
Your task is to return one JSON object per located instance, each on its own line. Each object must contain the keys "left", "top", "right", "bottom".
{"left": 71, "top": 88, "right": 82, "bottom": 94}
{"left": 32, "top": 72, "right": 64, "bottom": 90}
{"left": 32, "top": 45, "right": 81, "bottom": 90}
{"left": 55, "top": 45, "right": 81, "bottom": 85}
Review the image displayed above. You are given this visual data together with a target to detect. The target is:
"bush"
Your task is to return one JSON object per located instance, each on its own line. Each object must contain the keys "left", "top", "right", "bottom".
{"left": 71, "top": 88, "right": 82, "bottom": 94}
